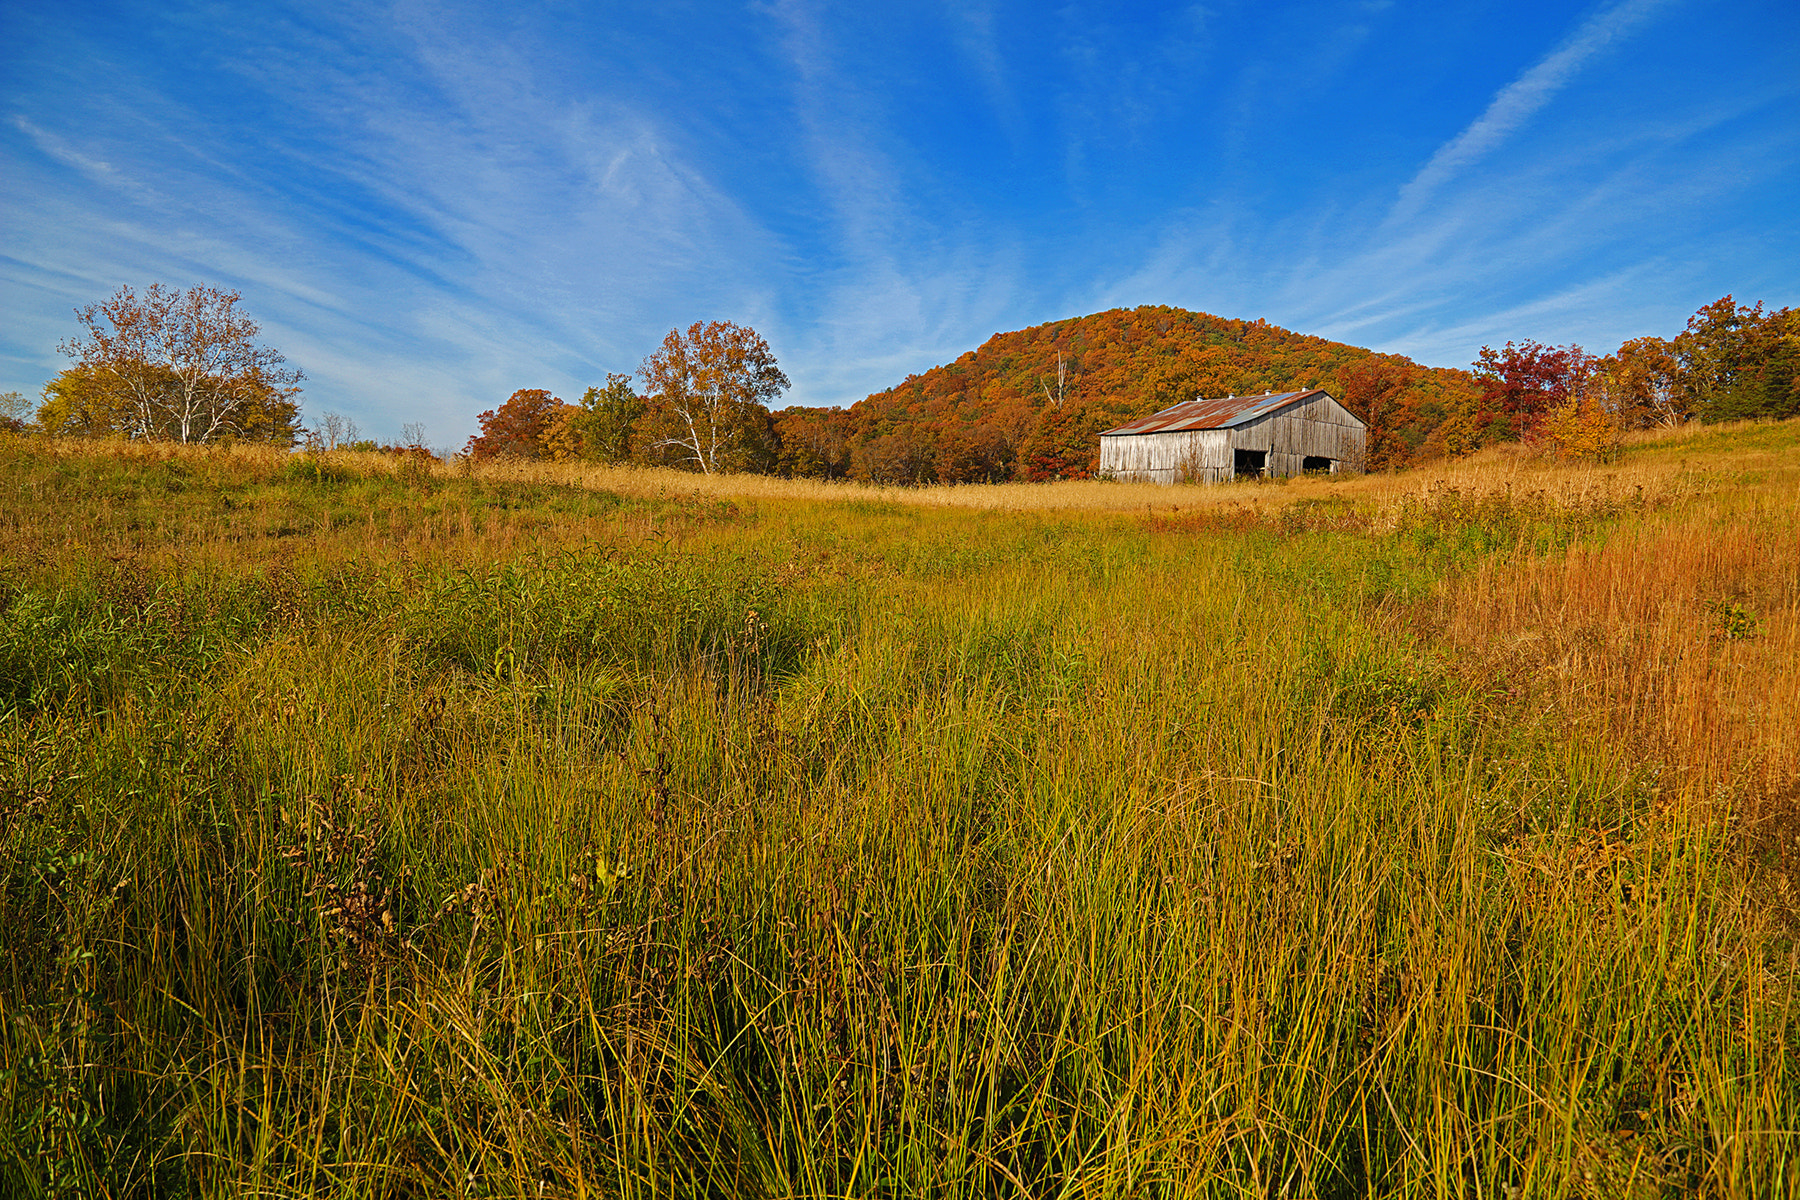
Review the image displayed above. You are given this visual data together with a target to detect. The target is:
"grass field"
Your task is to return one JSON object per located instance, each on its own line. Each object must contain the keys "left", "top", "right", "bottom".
{"left": 2, "top": 424, "right": 1796, "bottom": 1198}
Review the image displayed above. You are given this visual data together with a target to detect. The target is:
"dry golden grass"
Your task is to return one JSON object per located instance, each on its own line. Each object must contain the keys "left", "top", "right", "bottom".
{"left": 471, "top": 415, "right": 1800, "bottom": 903}
{"left": 1377, "top": 421, "right": 1800, "bottom": 930}
{"left": 1425, "top": 488, "right": 1800, "bottom": 935}
{"left": 4, "top": 420, "right": 1798, "bottom": 1197}
{"left": 17, "top": 417, "right": 1779, "bottom": 517}
{"left": 458, "top": 418, "right": 1792, "bottom": 514}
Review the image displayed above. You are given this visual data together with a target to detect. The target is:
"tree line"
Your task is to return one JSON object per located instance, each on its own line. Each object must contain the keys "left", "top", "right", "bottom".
{"left": 1384, "top": 294, "right": 1800, "bottom": 467}
{"left": 472, "top": 308, "right": 1473, "bottom": 480}
{"left": 13, "top": 285, "right": 1793, "bottom": 476}
{"left": 467, "top": 321, "right": 789, "bottom": 474}
{"left": 484, "top": 298, "right": 1795, "bottom": 482}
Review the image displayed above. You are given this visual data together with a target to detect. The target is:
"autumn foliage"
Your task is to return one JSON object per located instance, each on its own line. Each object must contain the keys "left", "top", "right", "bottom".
{"left": 464, "top": 389, "right": 572, "bottom": 460}
{"left": 459, "top": 295, "right": 1795, "bottom": 482}
{"left": 635, "top": 321, "right": 786, "bottom": 475}
{"left": 1459, "top": 296, "right": 1800, "bottom": 464}
{"left": 43, "top": 283, "right": 303, "bottom": 444}
{"left": 1664, "top": 296, "right": 1800, "bottom": 422}
{"left": 775, "top": 306, "right": 1476, "bottom": 483}
{"left": 1471, "top": 340, "right": 1598, "bottom": 444}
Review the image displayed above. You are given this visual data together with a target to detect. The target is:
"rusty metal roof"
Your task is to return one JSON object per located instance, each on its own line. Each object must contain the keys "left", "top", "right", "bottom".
{"left": 1100, "top": 389, "right": 1326, "bottom": 436}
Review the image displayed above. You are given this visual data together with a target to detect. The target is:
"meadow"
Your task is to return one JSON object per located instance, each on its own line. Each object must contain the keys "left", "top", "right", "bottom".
{"left": 1, "top": 423, "right": 1796, "bottom": 1198}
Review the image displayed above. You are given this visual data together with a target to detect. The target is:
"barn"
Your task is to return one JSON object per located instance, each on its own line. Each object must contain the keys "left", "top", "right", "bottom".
{"left": 1098, "top": 389, "right": 1366, "bottom": 484}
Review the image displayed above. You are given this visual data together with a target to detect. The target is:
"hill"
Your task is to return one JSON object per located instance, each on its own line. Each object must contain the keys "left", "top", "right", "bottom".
{"left": 772, "top": 304, "right": 1478, "bottom": 483}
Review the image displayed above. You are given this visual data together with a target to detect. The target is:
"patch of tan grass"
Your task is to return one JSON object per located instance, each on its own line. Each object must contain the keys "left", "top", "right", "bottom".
{"left": 1422, "top": 432, "right": 1800, "bottom": 918}
{"left": 467, "top": 417, "right": 1797, "bottom": 515}
{"left": 12, "top": 416, "right": 1789, "bottom": 519}
{"left": 1442, "top": 500, "right": 1799, "bottom": 799}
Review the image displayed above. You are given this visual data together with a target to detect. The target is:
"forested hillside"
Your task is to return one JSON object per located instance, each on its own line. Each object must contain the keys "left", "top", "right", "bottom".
{"left": 773, "top": 306, "right": 1479, "bottom": 483}
{"left": 454, "top": 296, "right": 1793, "bottom": 484}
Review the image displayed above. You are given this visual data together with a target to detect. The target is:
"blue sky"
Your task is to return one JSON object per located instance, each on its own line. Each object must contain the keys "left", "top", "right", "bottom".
{"left": 3, "top": 0, "right": 1796, "bottom": 447}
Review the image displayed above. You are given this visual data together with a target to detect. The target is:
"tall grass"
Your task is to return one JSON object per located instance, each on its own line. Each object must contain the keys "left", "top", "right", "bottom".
{"left": 1, "top": 428, "right": 1796, "bottom": 1197}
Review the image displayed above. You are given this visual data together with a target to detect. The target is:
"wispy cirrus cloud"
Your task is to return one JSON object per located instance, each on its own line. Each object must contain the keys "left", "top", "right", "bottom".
{"left": 4, "top": 1, "right": 803, "bottom": 432}
{"left": 1390, "top": 0, "right": 1676, "bottom": 222}
{"left": 747, "top": 0, "right": 1038, "bottom": 398}
{"left": 1103, "top": 36, "right": 1795, "bottom": 371}
{"left": 2, "top": 0, "right": 1793, "bottom": 436}
{"left": 12, "top": 115, "right": 118, "bottom": 181}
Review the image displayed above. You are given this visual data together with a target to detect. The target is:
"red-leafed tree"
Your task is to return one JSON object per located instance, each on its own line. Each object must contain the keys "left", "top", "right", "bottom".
{"left": 1017, "top": 395, "right": 1140, "bottom": 481}
{"left": 465, "top": 389, "right": 571, "bottom": 460}
{"left": 1471, "top": 340, "right": 1598, "bottom": 443}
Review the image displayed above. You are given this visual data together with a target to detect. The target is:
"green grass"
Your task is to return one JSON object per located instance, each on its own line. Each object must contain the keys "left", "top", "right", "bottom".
{"left": 1, "top": 436, "right": 1795, "bottom": 1198}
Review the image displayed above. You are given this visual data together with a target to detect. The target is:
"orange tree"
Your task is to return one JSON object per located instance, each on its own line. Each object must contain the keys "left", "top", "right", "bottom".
{"left": 1603, "top": 337, "right": 1686, "bottom": 428}
{"left": 465, "top": 389, "right": 571, "bottom": 460}
{"left": 1338, "top": 357, "right": 1423, "bottom": 470}
{"left": 636, "top": 321, "right": 787, "bottom": 474}
{"left": 772, "top": 406, "right": 853, "bottom": 479}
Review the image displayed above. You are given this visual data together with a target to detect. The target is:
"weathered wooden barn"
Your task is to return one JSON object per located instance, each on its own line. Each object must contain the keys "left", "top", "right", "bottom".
{"left": 1098, "top": 389, "right": 1366, "bottom": 484}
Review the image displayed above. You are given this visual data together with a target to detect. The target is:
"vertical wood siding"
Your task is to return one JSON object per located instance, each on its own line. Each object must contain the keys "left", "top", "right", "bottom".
{"left": 1099, "top": 430, "right": 1230, "bottom": 483}
{"left": 1099, "top": 393, "right": 1366, "bottom": 484}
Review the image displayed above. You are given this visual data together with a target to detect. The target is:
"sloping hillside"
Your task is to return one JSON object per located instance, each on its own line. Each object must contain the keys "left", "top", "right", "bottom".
{"left": 773, "top": 305, "right": 1477, "bottom": 482}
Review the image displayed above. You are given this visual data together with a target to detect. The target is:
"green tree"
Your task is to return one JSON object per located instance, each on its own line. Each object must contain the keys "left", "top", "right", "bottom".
{"left": 1678, "top": 298, "right": 1799, "bottom": 422}
{"left": 1, "top": 389, "right": 36, "bottom": 433}
{"left": 1746, "top": 307, "right": 1800, "bottom": 419}
{"left": 56, "top": 283, "right": 303, "bottom": 443}
{"left": 1676, "top": 296, "right": 1753, "bottom": 420}
{"left": 558, "top": 373, "right": 644, "bottom": 462}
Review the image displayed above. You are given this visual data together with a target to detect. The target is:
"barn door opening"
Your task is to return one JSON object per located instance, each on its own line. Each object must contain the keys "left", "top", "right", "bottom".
{"left": 1233, "top": 448, "right": 1266, "bottom": 479}
{"left": 1303, "top": 455, "right": 1333, "bottom": 474}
